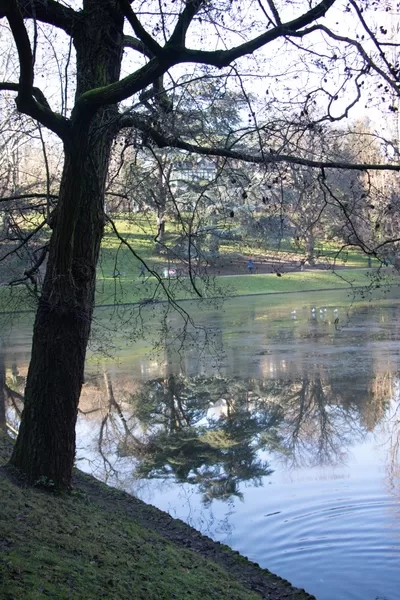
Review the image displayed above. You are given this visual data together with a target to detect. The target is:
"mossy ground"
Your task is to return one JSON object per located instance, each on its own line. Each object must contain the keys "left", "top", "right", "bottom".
{"left": 0, "top": 434, "right": 315, "bottom": 600}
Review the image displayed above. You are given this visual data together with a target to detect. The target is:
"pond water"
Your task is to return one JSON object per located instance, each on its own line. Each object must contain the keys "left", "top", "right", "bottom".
{"left": 2, "top": 289, "right": 400, "bottom": 600}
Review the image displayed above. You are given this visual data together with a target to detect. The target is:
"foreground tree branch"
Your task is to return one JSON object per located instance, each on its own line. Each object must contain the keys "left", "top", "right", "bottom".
{"left": 1, "top": 4, "right": 70, "bottom": 137}
{"left": 119, "top": 114, "right": 400, "bottom": 172}
{"left": 0, "top": 192, "right": 58, "bottom": 204}
{"left": 74, "top": 0, "right": 336, "bottom": 114}
{"left": 0, "top": 0, "right": 78, "bottom": 34}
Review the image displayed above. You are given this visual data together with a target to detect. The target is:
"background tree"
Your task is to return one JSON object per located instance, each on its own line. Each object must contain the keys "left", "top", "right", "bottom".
{"left": 110, "top": 79, "right": 247, "bottom": 266}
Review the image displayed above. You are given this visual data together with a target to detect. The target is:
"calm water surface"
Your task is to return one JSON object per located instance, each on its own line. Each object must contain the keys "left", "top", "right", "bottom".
{"left": 2, "top": 291, "right": 400, "bottom": 600}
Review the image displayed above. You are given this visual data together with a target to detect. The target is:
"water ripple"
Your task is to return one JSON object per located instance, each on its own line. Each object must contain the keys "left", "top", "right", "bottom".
{"left": 228, "top": 487, "right": 400, "bottom": 600}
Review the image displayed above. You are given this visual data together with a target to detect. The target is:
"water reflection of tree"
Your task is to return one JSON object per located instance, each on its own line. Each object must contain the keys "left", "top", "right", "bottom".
{"left": 122, "top": 375, "right": 282, "bottom": 505}
{"left": 272, "top": 375, "right": 368, "bottom": 468}
{"left": 0, "top": 347, "right": 23, "bottom": 434}
{"left": 81, "top": 371, "right": 140, "bottom": 485}
{"left": 386, "top": 413, "right": 400, "bottom": 498}
{"left": 89, "top": 368, "right": 397, "bottom": 503}
{"left": 331, "top": 370, "right": 392, "bottom": 434}
{"left": 378, "top": 377, "right": 400, "bottom": 500}
{"left": 5, "top": 361, "right": 396, "bottom": 504}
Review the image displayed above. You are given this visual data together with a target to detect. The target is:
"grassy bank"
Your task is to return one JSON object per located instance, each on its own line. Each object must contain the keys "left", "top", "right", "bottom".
{"left": 0, "top": 433, "right": 314, "bottom": 600}
{"left": 0, "top": 215, "right": 392, "bottom": 312}
{"left": 199, "top": 268, "right": 393, "bottom": 297}
{"left": 1, "top": 267, "right": 397, "bottom": 314}
{"left": 94, "top": 267, "right": 397, "bottom": 307}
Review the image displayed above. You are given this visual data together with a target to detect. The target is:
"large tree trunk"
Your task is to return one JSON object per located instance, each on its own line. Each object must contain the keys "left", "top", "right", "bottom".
{"left": 9, "top": 0, "right": 123, "bottom": 489}
{"left": 0, "top": 346, "right": 6, "bottom": 431}
{"left": 9, "top": 146, "right": 107, "bottom": 487}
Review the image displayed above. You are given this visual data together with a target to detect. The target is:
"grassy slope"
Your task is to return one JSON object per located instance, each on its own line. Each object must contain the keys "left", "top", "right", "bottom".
{"left": 95, "top": 220, "right": 396, "bottom": 304}
{"left": 94, "top": 268, "right": 395, "bottom": 307}
{"left": 1, "top": 267, "right": 395, "bottom": 313}
{"left": 0, "top": 434, "right": 314, "bottom": 600}
{"left": 0, "top": 215, "right": 394, "bottom": 311}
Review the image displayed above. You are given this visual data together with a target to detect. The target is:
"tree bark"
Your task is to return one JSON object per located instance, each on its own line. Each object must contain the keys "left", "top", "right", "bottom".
{"left": 155, "top": 179, "right": 167, "bottom": 252}
{"left": 156, "top": 213, "right": 166, "bottom": 252}
{"left": 0, "top": 347, "right": 6, "bottom": 431}
{"left": 305, "top": 231, "right": 315, "bottom": 265}
{"left": 9, "top": 147, "right": 107, "bottom": 486}
{"left": 9, "top": 0, "right": 124, "bottom": 488}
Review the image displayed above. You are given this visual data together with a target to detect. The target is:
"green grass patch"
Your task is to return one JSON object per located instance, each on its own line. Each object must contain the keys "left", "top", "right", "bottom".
{"left": 2, "top": 267, "right": 395, "bottom": 313}
{"left": 0, "top": 213, "right": 392, "bottom": 313}
{"left": 93, "top": 268, "right": 395, "bottom": 306}
{"left": 216, "top": 269, "right": 388, "bottom": 297}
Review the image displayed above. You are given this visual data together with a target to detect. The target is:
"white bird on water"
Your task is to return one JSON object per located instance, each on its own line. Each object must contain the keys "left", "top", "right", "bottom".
{"left": 291, "top": 310, "right": 297, "bottom": 315}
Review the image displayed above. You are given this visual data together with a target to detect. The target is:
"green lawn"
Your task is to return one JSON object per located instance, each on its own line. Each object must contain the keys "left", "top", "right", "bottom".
{"left": 93, "top": 267, "right": 395, "bottom": 306}
{"left": 220, "top": 238, "right": 380, "bottom": 269}
{"left": 0, "top": 215, "right": 394, "bottom": 312}
{"left": 1, "top": 266, "right": 395, "bottom": 313}
{"left": 216, "top": 269, "right": 390, "bottom": 297}
{"left": 99, "top": 217, "right": 380, "bottom": 276}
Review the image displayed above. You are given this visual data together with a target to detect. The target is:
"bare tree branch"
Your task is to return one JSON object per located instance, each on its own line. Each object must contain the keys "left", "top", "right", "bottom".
{"left": 265, "top": 0, "right": 282, "bottom": 26}
{"left": 0, "top": 0, "right": 79, "bottom": 34}
{"left": 289, "top": 24, "right": 400, "bottom": 97}
{"left": 74, "top": 0, "right": 337, "bottom": 113}
{"left": 72, "top": 57, "right": 173, "bottom": 118}
{"left": 118, "top": 0, "right": 162, "bottom": 56}
{"left": 168, "top": 0, "right": 203, "bottom": 47}
{"left": 106, "top": 214, "right": 202, "bottom": 298}
{"left": 348, "top": 0, "right": 398, "bottom": 83}
{"left": 0, "top": 5, "right": 70, "bottom": 138}
{"left": 0, "top": 81, "right": 53, "bottom": 109}
{"left": 124, "top": 34, "right": 154, "bottom": 59}
{"left": 9, "top": 244, "right": 48, "bottom": 288}
{"left": 0, "top": 220, "right": 47, "bottom": 263}
{"left": 119, "top": 114, "right": 400, "bottom": 172}
{"left": 0, "top": 193, "right": 58, "bottom": 204}
{"left": 177, "top": 0, "right": 337, "bottom": 67}
{"left": 4, "top": 0, "right": 35, "bottom": 94}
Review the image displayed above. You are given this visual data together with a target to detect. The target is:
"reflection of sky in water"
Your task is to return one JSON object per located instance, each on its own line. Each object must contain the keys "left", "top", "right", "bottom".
{"left": 3, "top": 291, "right": 400, "bottom": 600}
